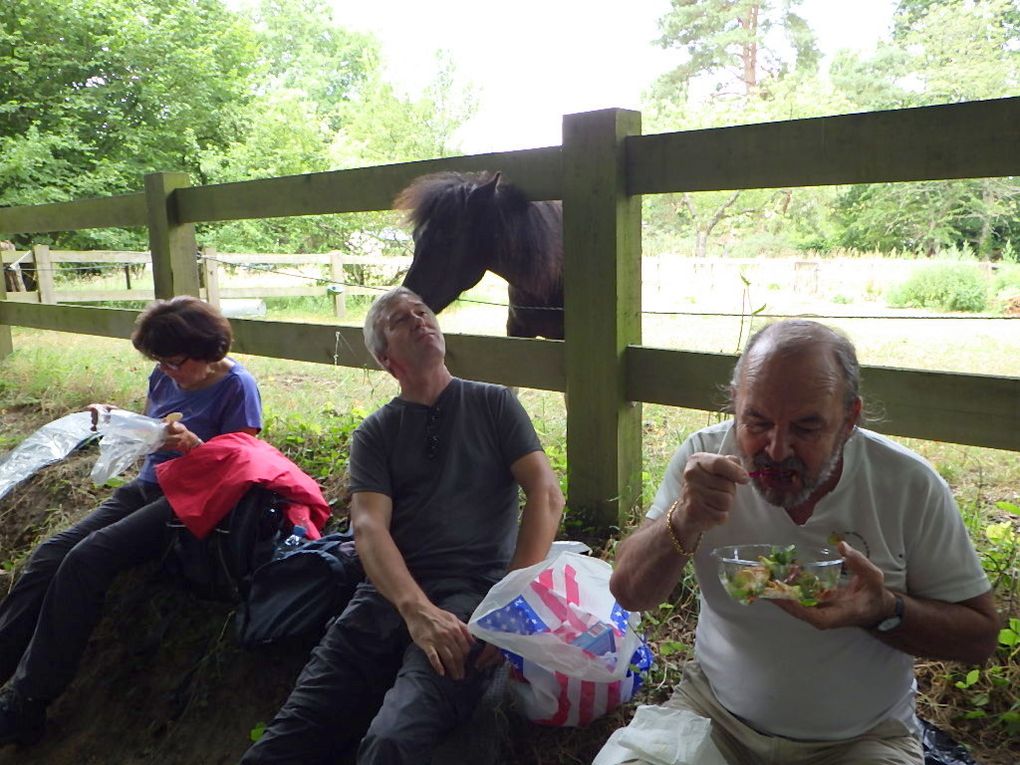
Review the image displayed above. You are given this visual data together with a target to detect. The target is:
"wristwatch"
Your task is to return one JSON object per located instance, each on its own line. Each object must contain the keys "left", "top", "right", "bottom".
{"left": 875, "top": 593, "right": 905, "bottom": 633}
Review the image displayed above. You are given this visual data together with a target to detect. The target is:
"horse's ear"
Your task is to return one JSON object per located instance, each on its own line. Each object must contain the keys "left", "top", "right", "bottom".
{"left": 469, "top": 172, "right": 501, "bottom": 205}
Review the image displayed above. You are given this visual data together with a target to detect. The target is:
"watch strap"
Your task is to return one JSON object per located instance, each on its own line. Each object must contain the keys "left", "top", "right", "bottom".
{"left": 875, "top": 593, "right": 905, "bottom": 633}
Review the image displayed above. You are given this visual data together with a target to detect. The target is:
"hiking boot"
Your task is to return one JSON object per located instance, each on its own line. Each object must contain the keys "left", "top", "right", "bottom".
{"left": 0, "top": 686, "right": 46, "bottom": 746}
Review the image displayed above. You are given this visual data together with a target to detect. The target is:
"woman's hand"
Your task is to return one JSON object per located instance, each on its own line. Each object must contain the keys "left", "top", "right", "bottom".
{"left": 162, "top": 420, "right": 203, "bottom": 453}
{"left": 84, "top": 403, "right": 115, "bottom": 431}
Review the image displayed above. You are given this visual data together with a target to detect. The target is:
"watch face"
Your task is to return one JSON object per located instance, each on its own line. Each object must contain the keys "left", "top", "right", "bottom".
{"left": 877, "top": 614, "right": 902, "bottom": 632}
{"left": 876, "top": 595, "right": 904, "bottom": 632}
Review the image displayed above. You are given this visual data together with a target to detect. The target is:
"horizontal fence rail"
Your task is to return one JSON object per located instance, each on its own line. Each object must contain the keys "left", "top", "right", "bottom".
{"left": 0, "top": 193, "right": 146, "bottom": 235}
{"left": 1, "top": 248, "right": 414, "bottom": 306}
{"left": 3, "top": 299, "right": 1017, "bottom": 451}
{"left": 628, "top": 97, "right": 1020, "bottom": 194}
{"left": 626, "top": 346, "right": 1020, "bottom": 452}
{"left": 175, "top": 147, "right": 564, "bottom": 223}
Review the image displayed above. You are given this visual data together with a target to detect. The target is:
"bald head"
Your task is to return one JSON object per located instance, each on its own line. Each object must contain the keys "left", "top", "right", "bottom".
{"left": 730, "top": 320, "right": 862, "bottom": 413}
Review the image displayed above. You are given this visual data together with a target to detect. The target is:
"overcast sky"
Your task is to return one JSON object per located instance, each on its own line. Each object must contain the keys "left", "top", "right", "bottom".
{"left": 330, "top": 0, "right": 896, "bottom": 154}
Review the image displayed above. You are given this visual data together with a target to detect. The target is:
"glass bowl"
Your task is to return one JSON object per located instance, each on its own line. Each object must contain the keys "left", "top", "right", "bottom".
{"left": 712, "top": 544, "right": 843, "bottom": 606}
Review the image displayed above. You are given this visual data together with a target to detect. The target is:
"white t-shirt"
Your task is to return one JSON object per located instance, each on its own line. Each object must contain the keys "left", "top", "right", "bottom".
{"left": 647, "top": 423, "right": 990, "bottom": 741}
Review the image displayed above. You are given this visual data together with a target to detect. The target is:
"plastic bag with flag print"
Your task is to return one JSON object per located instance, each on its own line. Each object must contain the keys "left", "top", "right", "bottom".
{"left": 468, "top": 551, "right": 653, "bottom": 727}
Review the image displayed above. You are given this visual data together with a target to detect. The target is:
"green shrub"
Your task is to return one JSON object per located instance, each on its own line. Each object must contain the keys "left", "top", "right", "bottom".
{"left": 993, "top": 264, "right": 1020, "bottom": 293}
{"left": 888, "top": 263, "right": 989, "bottom": 312}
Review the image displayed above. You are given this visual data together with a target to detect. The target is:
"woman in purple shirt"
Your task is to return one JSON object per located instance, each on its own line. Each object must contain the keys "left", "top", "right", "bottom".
{"left": 0, "top": 296, "right": 262, "bottom": 747}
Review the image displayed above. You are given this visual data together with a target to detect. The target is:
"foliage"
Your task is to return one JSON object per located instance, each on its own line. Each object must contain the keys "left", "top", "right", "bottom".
{"left": 653, "top": 0, "right": 820, "bottom": 100}
{"left": 992, "top": 263, "right": 1020, "bottom": 293}
{"left": 643, "top": 0, "right": 1020, "bottom": 262}
{"left": 829, "top": 0, "right": 1020, "bottom": 258}
{"left": 949, "top": 500, "right": 1020, "bottom": 737}
{"left": 338, "top": 51, "right": 478, "bottom": 164}
{"left": 887, "top": 262, "right": 989, "bottom": 312}
{"left": 0, "top": 0, "right": 259, "bottom": 249}
{"left": 261, "top": 408, "right": 366, "bottom": 505}
{"left": 243, "top": 0, "right": 380, "bottom": 130}
{"left": 836, "top": 179, "right": 1020, "bottom": 257}
{"left": 0, "top": 0, "right": 478, "bottom": 257}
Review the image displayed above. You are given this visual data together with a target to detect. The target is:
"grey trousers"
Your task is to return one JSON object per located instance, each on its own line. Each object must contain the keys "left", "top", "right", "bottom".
{"left": 240, "top": 580, "right": 495, "bottom": 765}
{"left": 0, "top": 479, "right": 173, "bottom": 700}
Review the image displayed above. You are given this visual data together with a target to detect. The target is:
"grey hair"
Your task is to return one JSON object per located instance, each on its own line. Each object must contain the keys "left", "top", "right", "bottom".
{"left": 726, "top": 320, "right": 862, "bottom": 413}
{"left": 363, "top": 286, "right": 422, "bottom": 366}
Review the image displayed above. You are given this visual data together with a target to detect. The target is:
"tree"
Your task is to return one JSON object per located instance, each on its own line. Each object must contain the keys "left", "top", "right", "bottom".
{"left": 245, "top": 0, "right": 380, "bottom": 130}
{"left": 831, "top": 0, "right": 1020, "bottom": 257}
{"left": 653, "top": 0, "right": 820, "bottom": 100}
{"left": 338, "top": 51, "right": 478, "bottom": 165}
{"left": 645, "top": 0, "right": 824, "bottom": 257}
{"left": 0, "top": 0, "right": 259, "bottom": 248}
{"left": 199, "top": 9, "right": 478, "bottom": 257}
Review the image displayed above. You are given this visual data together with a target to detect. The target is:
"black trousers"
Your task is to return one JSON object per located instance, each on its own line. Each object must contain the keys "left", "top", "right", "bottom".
{"left": 241, "top": 580, "right": 494, "bottom": 765}
{"left": 0, "top": 479, "right": 173, "bottom": 701}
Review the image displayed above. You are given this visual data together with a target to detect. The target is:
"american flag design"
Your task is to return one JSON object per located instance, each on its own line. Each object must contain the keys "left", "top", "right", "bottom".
{"left": 470, "top": 552, "right": 654, "bottom": 727}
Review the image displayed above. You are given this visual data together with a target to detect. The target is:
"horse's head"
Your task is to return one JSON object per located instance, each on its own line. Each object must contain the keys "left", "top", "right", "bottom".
{"left": 395, "top": 172, "right": 502, "bottom": 314}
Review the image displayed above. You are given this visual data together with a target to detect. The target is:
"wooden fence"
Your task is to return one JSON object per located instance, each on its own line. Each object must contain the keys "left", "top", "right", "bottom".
{"left": 0, "top": 246, "right": 411, "bottom": 317}
{"left": 2, "top": 99, "right": 1019, "bottom": 530}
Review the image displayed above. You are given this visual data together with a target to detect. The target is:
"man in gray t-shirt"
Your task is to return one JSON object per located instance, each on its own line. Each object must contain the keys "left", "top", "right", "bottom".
{"left": 242, "top": 287, "right": 564, "bottom": 765}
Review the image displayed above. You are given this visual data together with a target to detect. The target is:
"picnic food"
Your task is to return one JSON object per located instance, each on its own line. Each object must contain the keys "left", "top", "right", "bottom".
{"left": 713, "top": 544, "right": 843, "bottom": 606}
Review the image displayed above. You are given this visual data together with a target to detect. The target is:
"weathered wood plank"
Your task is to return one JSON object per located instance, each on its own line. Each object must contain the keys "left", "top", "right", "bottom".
{"left": 207, "top": 253, "right": 413, "bottom": 267}
{"left": 46, "top": 251, "right": 151, "bottom": 264}
{"left": 0, "top": 303, "right": 140, "bottom": 338}
{"left": 625, "top": 346, "right": 1020, "bottom": 451}
{"left": 628, "top": 97, "right": 1020, "bottom": 194}
{"left": 53, "top": 290, "right": 155, "bottom": 302}
{"left": 174, "top": 147, "right": 563, "bottom": 223}
{"left": 0, "top": 194, "right": 146, "bottom": 234}
{"left": 146, "top": 173, "right": 199, "bottom": 299}
{"left": 0, "top": 304, "right": 565, "bottom": 391}
{"left": 444, "top": 334, "right": 564, "bottom": 392}
{"left": 0, "top": 275, "right": 11, "bottom": 359}
{"left": 2, "top": 292, "right": 40, "bottom": 304}
{"left": 218, "top": 287, "right": 325, "bottom": 299}
{"left": 859, "top": 366, "right": 1020, "bottom": 451}
{"left": 229, "top": 320, "right": 565, "bottom": 391}
{"left": 563, "top": 109, "right": 644, "bottom": 528}
{"left": 206, "top": 253, "right": 332, "bottom": 265}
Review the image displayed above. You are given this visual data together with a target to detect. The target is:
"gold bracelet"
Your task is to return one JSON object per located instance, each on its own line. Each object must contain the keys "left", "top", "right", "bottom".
{"left": 665, "top": 498, "right": 703, "bottom": 557}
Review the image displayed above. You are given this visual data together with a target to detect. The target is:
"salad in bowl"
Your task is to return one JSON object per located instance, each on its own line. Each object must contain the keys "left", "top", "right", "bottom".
{"left": 713, "top": 544, "right": 844, "bottom": 606}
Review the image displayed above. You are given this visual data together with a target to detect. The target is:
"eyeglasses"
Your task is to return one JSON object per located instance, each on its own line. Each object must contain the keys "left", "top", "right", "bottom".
{"left": 154, "top": 355, "right": 189, "bottom": 371}
{"left": 425, "top": 405, "right": 442, "bottom": 460}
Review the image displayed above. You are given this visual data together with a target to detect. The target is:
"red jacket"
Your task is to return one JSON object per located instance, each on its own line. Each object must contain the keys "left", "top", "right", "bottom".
{"left": 156, "top": 432, "right": 330, "bottom": 539}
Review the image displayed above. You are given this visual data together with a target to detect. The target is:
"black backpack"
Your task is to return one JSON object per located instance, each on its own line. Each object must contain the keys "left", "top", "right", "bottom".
{"left": 234, "top": 530, "right": 363, "bottom": 648}
{"left": 165, "top": 485, "right": 289, "bottom": 603}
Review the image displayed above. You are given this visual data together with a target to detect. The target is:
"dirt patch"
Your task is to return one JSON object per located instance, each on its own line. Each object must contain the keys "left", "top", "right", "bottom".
{"left": 0, "top": 450, "right": 312, "bottom": 765}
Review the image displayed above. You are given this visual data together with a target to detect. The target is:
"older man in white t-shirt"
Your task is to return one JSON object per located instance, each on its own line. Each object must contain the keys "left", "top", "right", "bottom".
{"left": 609, "top": 320, "right": 998, "bottom": 765}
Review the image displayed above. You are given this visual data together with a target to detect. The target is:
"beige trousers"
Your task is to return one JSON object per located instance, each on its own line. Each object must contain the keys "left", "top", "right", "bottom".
{"left": 665, "top": 661, "right": 923, "bottom": 765}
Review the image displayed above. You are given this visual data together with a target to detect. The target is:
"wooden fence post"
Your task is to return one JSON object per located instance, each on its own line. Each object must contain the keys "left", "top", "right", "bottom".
{"left": 0, "top": 281, "right": 10, "bottom": 359}
{"left": 145, "top": 172, "right": 199, "bottom": 299}
{"left": 202, "top": 246, "right": 221, "bottom": 309}
{"left": 329, "top": 251, "right": 346, "bottom": 318}
{"left": 33, "top": 244, "right": 55, "bottom": 305}
{"left": 562, "top": 108, "right": 643, "bottom": 535}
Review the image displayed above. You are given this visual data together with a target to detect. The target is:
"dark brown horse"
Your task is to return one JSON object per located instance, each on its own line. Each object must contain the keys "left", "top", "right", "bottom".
{"left": 395, "top": 171, "right": 564, "bottom": 339}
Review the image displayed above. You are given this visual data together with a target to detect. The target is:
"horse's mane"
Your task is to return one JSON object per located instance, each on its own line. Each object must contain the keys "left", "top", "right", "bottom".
{"left": 393, "top": 171, "right": 563, "bottom": 297}
{"left": 393, "top": 171, "right": 480, "bottom": 232}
